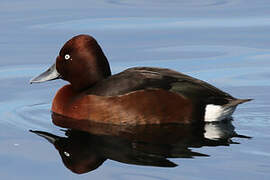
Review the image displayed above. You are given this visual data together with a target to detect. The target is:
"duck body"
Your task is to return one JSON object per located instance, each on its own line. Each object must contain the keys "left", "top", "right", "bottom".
{"left": 52, "top": 67, "right": 249, "bottom": 125}
{"left": 31, "top": 34, "right": 251, "bottom": 125}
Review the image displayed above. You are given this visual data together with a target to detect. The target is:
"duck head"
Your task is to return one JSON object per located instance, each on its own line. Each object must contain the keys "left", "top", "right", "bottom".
{"left": 30, "top": 35, "right": 111, "bottom": 91}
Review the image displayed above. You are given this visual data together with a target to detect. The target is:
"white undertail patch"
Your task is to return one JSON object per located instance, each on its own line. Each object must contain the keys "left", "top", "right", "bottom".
{"left": 204, "top": 104, "right": 236, "bottom": 122}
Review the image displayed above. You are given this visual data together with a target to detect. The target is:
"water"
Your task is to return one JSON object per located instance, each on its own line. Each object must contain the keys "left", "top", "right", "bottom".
{"left": 0, "top": 0, "right": 270, "bottom": 179}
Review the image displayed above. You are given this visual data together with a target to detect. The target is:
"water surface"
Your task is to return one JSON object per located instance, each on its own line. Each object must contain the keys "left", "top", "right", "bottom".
{"left": 0, "top": 0, "right": 269, "bottom": 179}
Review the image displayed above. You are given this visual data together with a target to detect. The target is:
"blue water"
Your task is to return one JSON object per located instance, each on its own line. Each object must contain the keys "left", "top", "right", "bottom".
{"left": 0, "top": 0, "right": 270, "bottom": 179}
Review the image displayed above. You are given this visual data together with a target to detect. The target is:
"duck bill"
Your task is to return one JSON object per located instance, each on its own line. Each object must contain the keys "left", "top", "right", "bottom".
{"left": 30, "top": 63, "right": 60, "bottom": 84}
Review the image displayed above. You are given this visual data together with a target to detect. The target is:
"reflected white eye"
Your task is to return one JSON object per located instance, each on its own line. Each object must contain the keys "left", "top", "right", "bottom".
{"left": 64, "top": 151, "right": 70, "bottom": 157}
{"left": 64, "top": 54, "right": 71, "bottom": 60}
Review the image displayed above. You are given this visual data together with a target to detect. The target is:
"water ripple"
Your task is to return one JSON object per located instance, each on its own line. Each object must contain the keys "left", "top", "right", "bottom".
{"left": 31, "top": 17, "right": 270, "bottom": 31}
{"left": 0, "top": 65, "right": 58, "bottom": 131}
{"left": 106, "top": 0, "right": 232, "bottom": 7}
{"left": 0, "top": 99, "right": 53, "bottom": 131}
{"left": 113, "top": 173, "right": 170, "bottom": 180}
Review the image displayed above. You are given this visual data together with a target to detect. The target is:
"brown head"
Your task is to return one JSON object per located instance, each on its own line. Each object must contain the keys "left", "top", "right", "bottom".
{"left": 30, "top": 34, "right": 111, "bottom": 91}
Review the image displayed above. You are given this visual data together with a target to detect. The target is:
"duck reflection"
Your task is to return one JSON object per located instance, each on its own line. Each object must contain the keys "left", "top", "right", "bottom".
{"left": 30, "top": 116, "right": 250, "bottom": 174}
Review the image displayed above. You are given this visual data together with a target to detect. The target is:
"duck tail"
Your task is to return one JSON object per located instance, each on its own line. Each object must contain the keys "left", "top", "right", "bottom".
{"left": 225, "top": 98, "right": 253, "bottom": 108}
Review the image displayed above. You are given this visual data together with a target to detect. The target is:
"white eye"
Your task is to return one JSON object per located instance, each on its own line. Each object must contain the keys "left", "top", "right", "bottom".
{"left": 64, "top": 54, "right": 71, "bottom": 60}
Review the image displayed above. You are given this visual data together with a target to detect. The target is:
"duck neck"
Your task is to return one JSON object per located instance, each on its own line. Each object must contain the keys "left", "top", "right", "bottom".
{"left": 71, "top": 57, "right": 111, "bottom": 92}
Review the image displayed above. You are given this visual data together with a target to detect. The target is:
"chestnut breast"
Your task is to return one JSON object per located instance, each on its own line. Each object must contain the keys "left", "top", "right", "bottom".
{"left": 52, "top": 85, "right": 193, "bottom": 125}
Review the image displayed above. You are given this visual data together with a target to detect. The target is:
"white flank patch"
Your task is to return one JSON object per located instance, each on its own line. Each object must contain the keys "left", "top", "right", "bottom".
{"left": 204, "top": 104, "right": 236, "bottom": 122}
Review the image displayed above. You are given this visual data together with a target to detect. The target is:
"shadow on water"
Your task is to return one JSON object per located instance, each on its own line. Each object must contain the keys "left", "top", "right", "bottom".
{"left": 30, "top": 114, "right": 250, "bottom": 174}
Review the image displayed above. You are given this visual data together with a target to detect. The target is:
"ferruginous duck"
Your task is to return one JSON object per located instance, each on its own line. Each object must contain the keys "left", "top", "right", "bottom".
{"left": 30, "top": 34, "right": 251, "bottom": 125}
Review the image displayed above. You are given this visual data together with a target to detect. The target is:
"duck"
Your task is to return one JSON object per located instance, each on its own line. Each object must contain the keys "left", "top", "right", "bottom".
{"left": 30, "top": 34, "right": 251, "bottom": 125}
